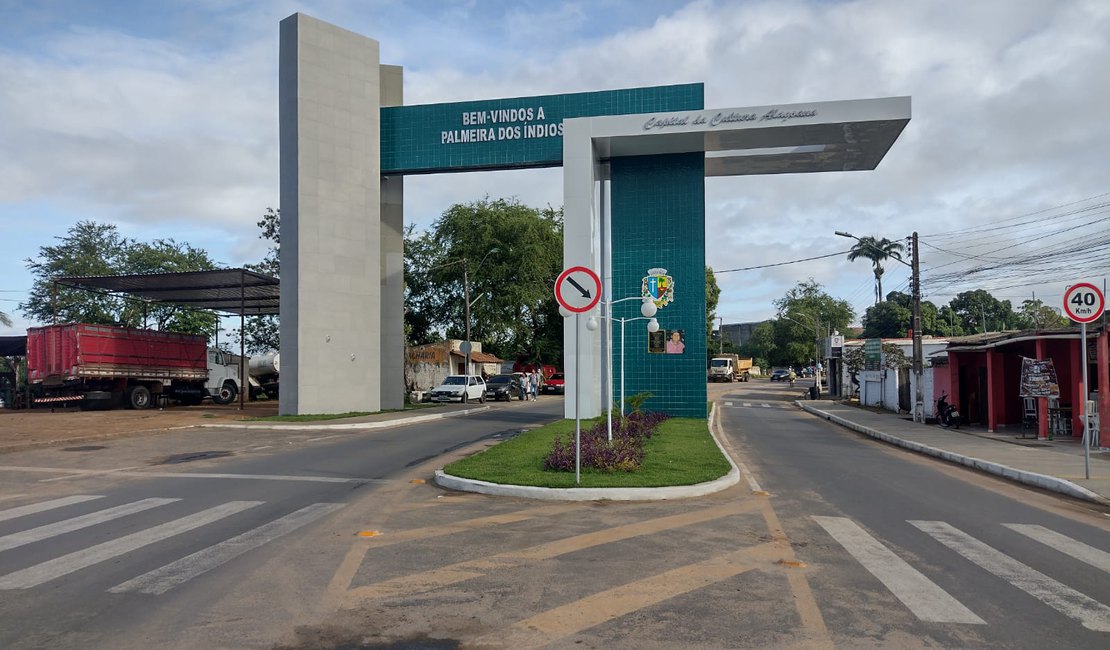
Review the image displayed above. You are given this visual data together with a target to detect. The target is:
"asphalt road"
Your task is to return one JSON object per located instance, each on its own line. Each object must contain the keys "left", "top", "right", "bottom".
{"left": 1, "top": 385, "right": 1108, "bottom": 649}
{"left": 720, "top": 379, "right": 1110, "bottom": 648}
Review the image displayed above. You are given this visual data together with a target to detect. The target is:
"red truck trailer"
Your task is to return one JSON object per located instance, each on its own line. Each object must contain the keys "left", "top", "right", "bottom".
{"left": 27, "top": 323, "right": 221, "bottom": 410}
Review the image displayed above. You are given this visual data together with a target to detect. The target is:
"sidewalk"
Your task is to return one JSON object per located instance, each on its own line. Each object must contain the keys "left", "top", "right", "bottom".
{"left": 798, "top": 400, "right": 1110, "bottom": 507}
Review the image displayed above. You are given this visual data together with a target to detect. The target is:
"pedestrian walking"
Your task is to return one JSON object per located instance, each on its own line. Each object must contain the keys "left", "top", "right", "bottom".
{"left": 531, "top": 370, "right": 540, "bottom": 401}
{"left": 519, "top": 372, "right": 530, "bottom": 401}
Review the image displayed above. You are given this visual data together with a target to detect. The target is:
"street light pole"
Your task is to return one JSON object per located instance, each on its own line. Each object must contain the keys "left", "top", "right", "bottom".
{"left": 836, "top": 230, "right": 924, "bottom": 423}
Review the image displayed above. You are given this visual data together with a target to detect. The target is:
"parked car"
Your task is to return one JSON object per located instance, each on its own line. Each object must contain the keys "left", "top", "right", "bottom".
{"left": 769, "top": 368, "right": 791, "bottom": 382}
{"left": 485, "top": 374, "right": 521, "bottom": 401}
{"left": 543, "top": 372, "right": 565, "bottom": 394}
{"left": 429, "top": 375, "right": 486, "bottom": 403}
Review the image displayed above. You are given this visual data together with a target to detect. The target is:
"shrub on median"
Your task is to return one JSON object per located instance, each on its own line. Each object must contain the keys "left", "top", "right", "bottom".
{"left": 543, "top": 411, "right": 669, "bottom": 473}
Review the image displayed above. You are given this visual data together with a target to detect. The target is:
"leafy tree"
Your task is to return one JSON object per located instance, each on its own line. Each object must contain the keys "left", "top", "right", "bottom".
{"left": 846, "top": 236, "right": 906, "bottom": 305}
{"left": 20, "top": 221, "right": 217, "bottom": 336}
{"left": 705, "top": 266, "right": 720, "bottom": 343}
{"left": 1014, "top": 298, "right": 1069, "bottom": 329}
{"left": 936, "top": 305, "right": 965, "bottom": 337}
{"left": 241, "top": 207, "right": 280, "bottom": 353}
{"left": 406, "top": 198, "right": 564, "bottom": 364}
{"left": 860, "top": 291, "right": 946, "bottom": 338}
{"left": 949, "top": 289, "right": 1016, "bottom": 333}
{"left": 768, "top": 279, "right": 854, "bottom": 367}
{"left": 741, "top": 321, "right": 777, "bottom": 368}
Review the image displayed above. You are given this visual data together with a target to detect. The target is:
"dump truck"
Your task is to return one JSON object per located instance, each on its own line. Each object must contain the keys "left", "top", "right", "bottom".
{"left": 27, "top": 323, "right": 241, "bottom": 409}
{"left": 708, "top": 354, "right": 752, "bottom": 382}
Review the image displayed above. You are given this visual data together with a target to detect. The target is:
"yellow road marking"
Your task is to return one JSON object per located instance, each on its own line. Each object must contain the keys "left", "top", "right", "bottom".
{"left": 474, "top": 543, "right": 773, "bottom": 647}
{"left": 344, "top": 499, "right": 761, "bottom": 604}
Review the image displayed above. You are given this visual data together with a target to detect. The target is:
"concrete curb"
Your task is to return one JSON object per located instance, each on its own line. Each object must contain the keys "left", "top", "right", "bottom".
{"left": 194, "top": 405, "right": 492, "bottom": 431}
{"left": 797, "top": 401, "right": 1110, "bottom": 506}
{"left": 434, "top": 404, "right": 740, "bottom": 501}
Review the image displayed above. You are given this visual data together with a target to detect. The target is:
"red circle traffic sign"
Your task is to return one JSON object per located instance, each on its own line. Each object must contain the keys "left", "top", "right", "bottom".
{"left": 1063, "top": 282, "right": 1105, "bottom": 323}
{"left": 554, "top": 266, "right": 602, "bottom": 313}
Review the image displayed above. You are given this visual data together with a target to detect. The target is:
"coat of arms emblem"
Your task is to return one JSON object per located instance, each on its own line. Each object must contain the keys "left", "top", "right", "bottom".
{"left": 641, "top": 268, "right": 674, "bottom": 309}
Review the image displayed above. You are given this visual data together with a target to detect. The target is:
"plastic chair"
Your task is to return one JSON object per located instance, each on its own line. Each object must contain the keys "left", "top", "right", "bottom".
{"left": 1021, "top": 398, "right": 1038, "bottom": 438}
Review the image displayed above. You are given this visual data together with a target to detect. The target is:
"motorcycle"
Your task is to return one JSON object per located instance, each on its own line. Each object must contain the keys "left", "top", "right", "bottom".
{"left": 936, "top": 392, "right": 960, "bottom": 429}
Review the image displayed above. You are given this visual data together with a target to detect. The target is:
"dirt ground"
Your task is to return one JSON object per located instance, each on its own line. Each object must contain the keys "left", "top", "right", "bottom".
{"left": 0, "top": 400, "right": 279, "bottom": 452}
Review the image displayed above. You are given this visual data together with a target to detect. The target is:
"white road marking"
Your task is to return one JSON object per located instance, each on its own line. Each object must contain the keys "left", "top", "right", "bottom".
{"left": 40, "top": 466, "right": 145, "bottom": 482}
{"left": 0, "top": 465, "right": 376, "bottom": 484}
{"left": 109, "top": 502, "right": 346, "bottom": 595}
{"left": 306, "top": 434, "right": 345, "bottom": 442}
{"left": 1002, "top": 524, "right": 1110, "bottom": 574}
{"left": 736, "top": 461, "right": 764, "bottom": 493}
{"left": 0, "top": 495, "right": 104, "bottom": 523}
{"left": 724, "top": 401, "right": 734, "bottom": 407}
{"left": 0, "top": 500, "right": 262, "bottom": 590}
{"left": 761, "top": 403, "right": 771, "bottom": 408}
{"left": 0, "top": 498, "right": 179, "bottom": 553}
{"left": 813, "top": 516, "right": 984, "bottom": 624}
{"left": 911, "top": 520, "right": 1110, "bottom": 632}
{"left": 742, "top": 402, "right": 752, "bottom": 408}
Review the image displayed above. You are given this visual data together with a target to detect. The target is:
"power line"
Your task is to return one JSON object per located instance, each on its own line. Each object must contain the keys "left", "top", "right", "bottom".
{"left": 714, "top": 249, "right": 852, "bottom": 274}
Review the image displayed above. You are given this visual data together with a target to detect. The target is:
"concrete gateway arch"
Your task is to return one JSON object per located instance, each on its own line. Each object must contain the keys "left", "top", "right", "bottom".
{"left": 278, "top": 13, "right": 910, "bottom": 417}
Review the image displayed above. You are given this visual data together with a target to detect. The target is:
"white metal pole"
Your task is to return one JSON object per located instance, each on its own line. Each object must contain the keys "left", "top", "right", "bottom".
{"left": 1082, "top": 321, "right": 1089, "bottom": 479}
{"left": 607, "top": 303, "right": 613, "bottom": 443}
{"left": 620, "top": 318, "right": 626, "bottom": 418}
{"left": 575, "top": 312, "right": 581, "bottom": 485}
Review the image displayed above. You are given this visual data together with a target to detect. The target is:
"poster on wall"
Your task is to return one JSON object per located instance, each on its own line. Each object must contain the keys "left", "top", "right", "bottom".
{"left": 665, "top": 330, "right": 685, "bottom": 354}
{"left": 1019, "top": 357, "right": 1060, "bottom": 398}
{"left": 648, "top": 330, "right": 665, "bottom": 354}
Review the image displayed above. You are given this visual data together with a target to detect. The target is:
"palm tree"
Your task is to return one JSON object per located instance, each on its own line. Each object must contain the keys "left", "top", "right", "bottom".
{"left": 0, "top": 310, "right": 11, "bottom": 328}
{"left": 847, "top": 236, "right": 905, "bottom": 304}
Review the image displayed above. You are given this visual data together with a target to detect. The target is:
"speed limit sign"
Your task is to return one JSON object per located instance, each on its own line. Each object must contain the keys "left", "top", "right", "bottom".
{"left": 1063, "top": 282, "right": 1105, "bottom": 323}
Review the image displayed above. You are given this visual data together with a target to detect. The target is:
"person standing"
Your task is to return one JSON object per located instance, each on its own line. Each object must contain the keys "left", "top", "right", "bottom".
{"left": 531, "top": 370, "right": 540, "bottom": 401}
{"left": 519, "top": 372, "right": 530, "bottom": 401}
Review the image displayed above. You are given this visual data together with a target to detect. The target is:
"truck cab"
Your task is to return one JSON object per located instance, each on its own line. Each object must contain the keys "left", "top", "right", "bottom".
{"left": 206, "top": 349, "right": 241, "bottom": 405}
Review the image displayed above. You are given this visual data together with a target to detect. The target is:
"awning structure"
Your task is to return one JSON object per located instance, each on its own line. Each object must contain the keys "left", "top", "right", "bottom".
{"left": 55, "top": 269, "right": 279, "bottom": 316}
{"left": 52, "top": 268, "right": 280, "bottom": 410}
{"left": 0, "top": 336, "right": 27, "bottom": 357}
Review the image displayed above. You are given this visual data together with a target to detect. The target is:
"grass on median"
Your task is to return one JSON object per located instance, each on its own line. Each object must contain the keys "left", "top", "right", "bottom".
{"left": 442, "top": 416, "right": 732, "bottom": 488}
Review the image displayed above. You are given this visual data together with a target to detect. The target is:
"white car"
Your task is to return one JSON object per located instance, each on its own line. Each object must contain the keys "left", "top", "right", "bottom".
{"left": 429, "top": 375, "right": 487, "bottom": 403}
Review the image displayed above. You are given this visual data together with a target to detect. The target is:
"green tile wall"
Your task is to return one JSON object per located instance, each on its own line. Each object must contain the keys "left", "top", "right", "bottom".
{"left": 610, "top": 153, "right": 707, "bottom": 418}
{"left": 381, "top": 84, "right": 703, "bottom": 174}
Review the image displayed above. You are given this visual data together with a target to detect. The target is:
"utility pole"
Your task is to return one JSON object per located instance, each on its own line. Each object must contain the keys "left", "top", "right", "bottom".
{"left": 911, "top": 232, "right": 924, "bottom": 423}
{"left": 718, "top": 316, "right": 724, "bottom": 354}
{"left": 463, "top": 258, "right": 471, "bottom": 374}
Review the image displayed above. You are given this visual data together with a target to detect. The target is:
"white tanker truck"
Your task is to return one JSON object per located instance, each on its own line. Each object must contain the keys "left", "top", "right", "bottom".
{"left": 248, "top": 352, "right": 280, "bottom": 400}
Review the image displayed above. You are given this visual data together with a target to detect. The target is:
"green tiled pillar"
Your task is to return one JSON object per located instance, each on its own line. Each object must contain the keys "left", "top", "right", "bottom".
{"left": 610, "top": 153, "right": 706, "bottom": 418}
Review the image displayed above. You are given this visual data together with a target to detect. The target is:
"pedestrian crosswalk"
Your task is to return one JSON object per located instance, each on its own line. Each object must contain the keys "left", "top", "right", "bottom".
{"left": 814, "top": 515, "right": 1110, "bottom": 632}
{"left": 723, "top": 401, "right": 794, "bottom": 409}
{"left": 0, "top": 494, "right": 344, "bottom": 594}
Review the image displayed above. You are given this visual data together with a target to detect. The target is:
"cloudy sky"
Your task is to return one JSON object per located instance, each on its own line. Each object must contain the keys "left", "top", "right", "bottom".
{"left": 2, "top": 0, "right": 1108, "bottom": 337}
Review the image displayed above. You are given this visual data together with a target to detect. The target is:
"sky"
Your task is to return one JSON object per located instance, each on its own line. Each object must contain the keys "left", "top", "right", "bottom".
{"left": 1, "top": 0, "right": 1108, "bottom": 338}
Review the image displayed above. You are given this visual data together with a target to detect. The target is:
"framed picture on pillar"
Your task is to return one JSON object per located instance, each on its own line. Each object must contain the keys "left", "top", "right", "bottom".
{"left": 648, "top": 330, "right": 665, "bottom": 354}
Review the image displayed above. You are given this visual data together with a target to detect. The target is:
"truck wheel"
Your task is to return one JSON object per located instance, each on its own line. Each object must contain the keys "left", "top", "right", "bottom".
{"left": 128, "top": 385, "right": 152, "bottom": 410}
{"left": 212, "top": 382, "right": 237, "bottom": 405}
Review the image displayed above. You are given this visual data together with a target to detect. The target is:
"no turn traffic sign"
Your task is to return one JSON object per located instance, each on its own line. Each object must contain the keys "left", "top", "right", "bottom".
{"left": 1063, "top": 282, "right": 1105, "bottom": 324}
{"left": 554, "top": 266, "right": 602, "bottom": 313}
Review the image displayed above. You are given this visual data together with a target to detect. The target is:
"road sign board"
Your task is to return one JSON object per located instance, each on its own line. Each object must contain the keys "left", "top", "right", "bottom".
{"left": 554, "top": 266, "right": 602, "bottom": 313}
{"left": 1063, "top": 282, "right": 1105, "bottom": 323}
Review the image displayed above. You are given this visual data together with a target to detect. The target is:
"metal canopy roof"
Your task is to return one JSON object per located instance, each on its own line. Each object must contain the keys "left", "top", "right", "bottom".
{"left": 55, "top": 269, "right": 280, "bottom": 316}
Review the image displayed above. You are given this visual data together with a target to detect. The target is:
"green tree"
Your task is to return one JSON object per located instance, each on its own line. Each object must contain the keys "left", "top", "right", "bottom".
{"left": 860, "top": 291, "right": 944, "bottom": 338}
{"left": 241, "top": 207, "right": 280, "bottom": 353}
{"left": 949, "top": 289, "right": 1015, "bottom": 333}
{"left": 20, "top": 221, "right": 217, "bottom": 336}
{"left": 0, "top": 311, "right": 11, "bottom": 328}
{"left": 1014, "top": 298, "right": 1069, "bottom": 330}
{"left": 769, "top": 279, "right": 854, "bottom": 367}
{"left": 740, "top": 321, "right": 776, "bottom": 368}
{"left": 846, "top": 236, "right": 906, "bottom": 305}
{"left": 705, "top": 266, "right": 720, "bottom": 343}
{"left": 406, "top": 198, "right": 564, "bottom": 364}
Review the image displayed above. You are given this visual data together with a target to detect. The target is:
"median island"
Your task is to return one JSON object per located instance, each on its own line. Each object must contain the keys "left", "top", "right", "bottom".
{"left": 440, "top": 410, "right": 733, "bottom": 490}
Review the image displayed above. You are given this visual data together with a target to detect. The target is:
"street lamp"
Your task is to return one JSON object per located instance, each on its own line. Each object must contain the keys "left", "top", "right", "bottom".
{"left": 836, "top": 230, "right": 923, "bottom": 423}
{"left": 598, "top": 296, "right": 658, "bottom": 442}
